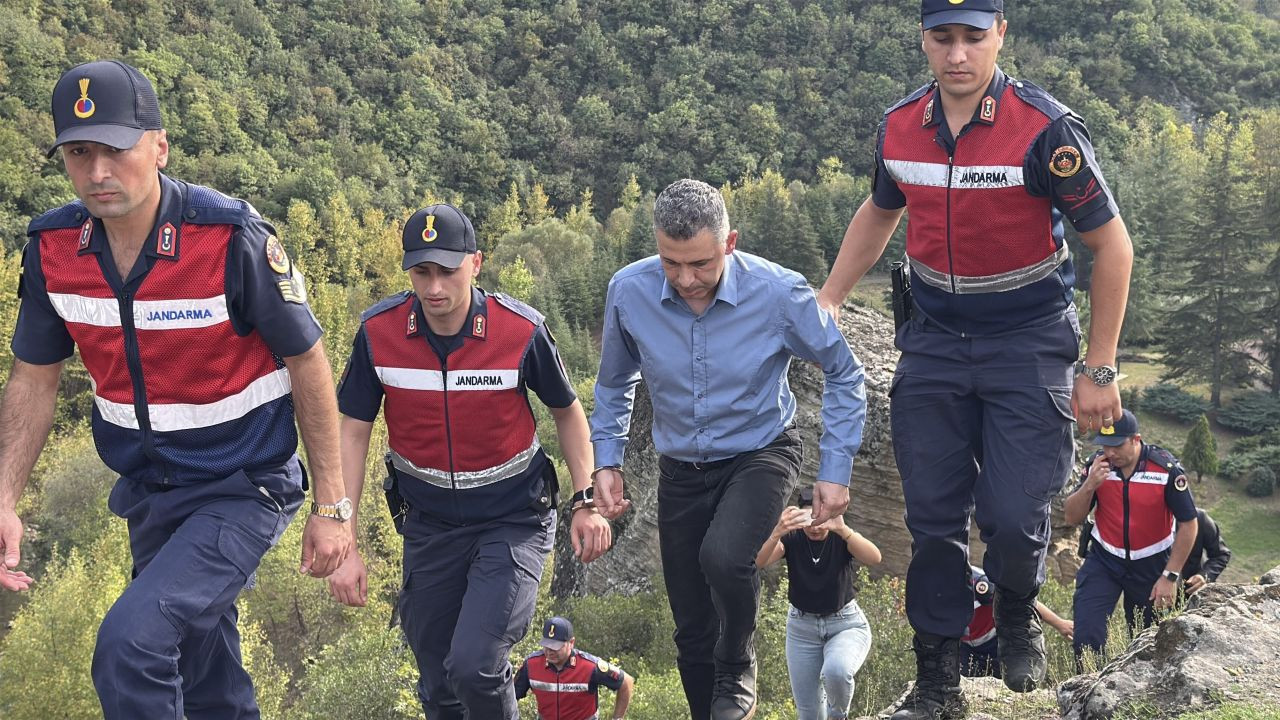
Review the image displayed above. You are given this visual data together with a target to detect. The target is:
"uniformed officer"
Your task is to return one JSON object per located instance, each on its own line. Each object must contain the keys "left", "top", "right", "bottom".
{"left": 329, "top": 204, "right": 614, "bottom": 720}
{"left": 815, "top": 1, "right": 1134, "bottom": 715}
{"left": 960, "top": 565, "right": 1074, "bottom": 678}
{"left": 515, "top": 616, "right": 635, "bottom": 720}
{"left": 1064, "top": 409, "right": 1198, "bottom": 662}
{"left": 0, "top": 60, "right": 351, "bottom": 719}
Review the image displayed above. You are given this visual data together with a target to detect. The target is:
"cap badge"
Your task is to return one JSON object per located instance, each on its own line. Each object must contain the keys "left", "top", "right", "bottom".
{"left": 1050, "top": 146, "right": 1083, "bottom": 178}
{"left": 547, "top": 624, "right": 556, "bottom": 638}
{"left": 78, "top": 219, "right": 93, "bottom": 250}
{"left": 949, "top": 0, "right": 966, "bottom": 4}
{"left": 1100, "top": 424, "right": 1115, "bottom": 435}
{"left": 265, "top": 235, "right": 291, "bottom": 274}
{"left": 74, "top": 78, "right": 96, "bottom": 119}
{"left": 157, "top": 223, "right": 176, "bottom": 257}
{"left": 422, "top": 214, "right": 438, "bottom": 243}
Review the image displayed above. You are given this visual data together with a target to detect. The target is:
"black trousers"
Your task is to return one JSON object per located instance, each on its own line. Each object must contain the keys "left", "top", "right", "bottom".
{"left": 658, "top": 428, "right": 802, "bottom": 720}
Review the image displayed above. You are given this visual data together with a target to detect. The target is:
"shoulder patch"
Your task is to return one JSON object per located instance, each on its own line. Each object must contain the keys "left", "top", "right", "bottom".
{"left": 361, "top": 292, "right": 415, "bottom": 322}
{"left": 265, "top": 235, "right": 291, "bottom": 274}
{"left": 1009, "top": 78, "right": 1072, "bottom": 122}
{"left": 1173, "top": 474, "right": 1189, "bottom": 492}
{"left": 491, "top": 292, "right": 545, "bottom": 326}
{"left": 27, "top": 201, "right": 90, "bottom": 235}
{"left": 885, "top": 81, "right": 936, "bottom": 117}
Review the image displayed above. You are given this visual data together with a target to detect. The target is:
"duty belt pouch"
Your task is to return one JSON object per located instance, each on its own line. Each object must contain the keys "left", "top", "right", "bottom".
{"left": 383, "top": 452, "right": 408, "bottom": 534}
{"left": 531, "top": 461, "right": 559, "bottom": 513}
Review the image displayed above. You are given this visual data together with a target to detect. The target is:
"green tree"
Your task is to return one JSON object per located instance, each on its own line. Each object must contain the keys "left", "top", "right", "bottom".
{"left": 498, "top": 256, "right": 536, "bottom": 303}
{"left": 1181, "top": 414, "right": 1219, "bottom": 482}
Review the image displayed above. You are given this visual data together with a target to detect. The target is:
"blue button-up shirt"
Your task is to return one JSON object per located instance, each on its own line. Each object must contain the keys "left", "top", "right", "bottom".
{"left": 591, "top": 251, "right": 866, "bottom": 485}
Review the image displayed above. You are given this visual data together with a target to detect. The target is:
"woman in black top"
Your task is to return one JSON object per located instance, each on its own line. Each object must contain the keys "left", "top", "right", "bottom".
{"left": 757, "top": 491, "right": 882, "bottom": 720}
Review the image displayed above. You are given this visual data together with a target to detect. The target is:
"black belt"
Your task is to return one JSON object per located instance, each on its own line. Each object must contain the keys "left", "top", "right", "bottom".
{"left": 663, "top": 455, "right": 738, "bottom": 472}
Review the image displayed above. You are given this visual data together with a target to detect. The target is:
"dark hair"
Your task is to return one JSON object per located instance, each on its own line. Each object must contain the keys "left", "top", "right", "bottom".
{"left": 798, "top": 486, "right": 814, "bottom": 508}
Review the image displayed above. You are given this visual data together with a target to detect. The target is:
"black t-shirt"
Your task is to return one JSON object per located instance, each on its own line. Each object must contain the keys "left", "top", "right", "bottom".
{"left": 782, "top": 529, "right": 859, "bottom": 615}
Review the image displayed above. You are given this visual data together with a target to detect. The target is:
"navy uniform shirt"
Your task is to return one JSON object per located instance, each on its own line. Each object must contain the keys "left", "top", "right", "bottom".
{"left": 871, "top": 67, "right": 1119, "bottom": 233}
{"left": 12, "top": 173, "right": 322, "bottom": 365}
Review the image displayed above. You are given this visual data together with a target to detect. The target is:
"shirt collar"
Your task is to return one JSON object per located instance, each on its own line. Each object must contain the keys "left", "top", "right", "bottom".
{"left": 922, "top": 66, "right": 1007, "bottom": 128}
{"left": 407, "top": 287, "right": 489, "bottom": 340}
{"left": 658, "top": 251, "right": 741, "bottom": 309}
{"left": 77, "top": 172, "right": 183, "bottom": 258}
{"left": 544, "top": 650, "right": 578, "bottom": 672}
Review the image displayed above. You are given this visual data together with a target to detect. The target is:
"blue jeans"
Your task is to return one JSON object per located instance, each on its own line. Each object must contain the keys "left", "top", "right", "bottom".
{"left": 785, "top": 599, "right": 872, "bottom": 720}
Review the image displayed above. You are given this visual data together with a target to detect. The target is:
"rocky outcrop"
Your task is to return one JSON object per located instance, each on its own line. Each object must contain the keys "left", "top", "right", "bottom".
{"left": 552, "top": 301, "right": 1084, "bottom": 597}
{"left": 1057, "top": 566, "right": 1280, "bottom": 719}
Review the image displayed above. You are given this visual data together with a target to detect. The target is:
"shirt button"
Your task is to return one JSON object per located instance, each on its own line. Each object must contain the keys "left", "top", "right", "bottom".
{"left": 696, "top": 356, "right": 703, "bottom": 361}
{"left": 695, "top": 318, "right": 701, "bottom": 323}
{"left": 698, "top": 392, "right": 705, "bottom": 398}
{"left": 698, "top": 428, "right": 705, "bottom": 433}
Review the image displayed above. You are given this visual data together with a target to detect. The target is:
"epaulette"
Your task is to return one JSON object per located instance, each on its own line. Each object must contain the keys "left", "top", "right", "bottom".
{"left": 490, "top": 292, "right": 545, "bottom": 326}
{"left": 183, "top": 182, "right": 257, "bottom": 227}
{"left": 884, "top": 81, "right": 935, "bottom": 117}
{"left": 27, "top": 201, "right": 90, "bottom": 235}
{"left": 524, "top": 649, "right": 548, "bottom": 661}
{"left": 361, "top": 292, "right": 414, "bottom": 322}
{"left": 1009, "top": 77, "right": 1074, "bottom": 122}
{"left": 1146, "top": 445, "right": 1178, "bottom": 471}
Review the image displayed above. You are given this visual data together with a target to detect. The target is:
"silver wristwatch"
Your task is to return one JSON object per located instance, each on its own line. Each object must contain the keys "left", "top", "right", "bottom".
{"left": 1076, "top": 362, "right": 1118, "bottom": 387}
{"left": 311, "top": 497, "right": 354, "bottom": 522}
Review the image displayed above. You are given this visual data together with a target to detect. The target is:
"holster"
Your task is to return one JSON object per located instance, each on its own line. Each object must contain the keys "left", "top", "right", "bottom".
{"left": 891, "top": 260, "right": 913, "bottom": 330}
{"left": 383, "top": 452, "right": 408, "bottom": 534}
{"left": 1077, "top": 519, "right": 1093, "bottom": 559}
{"left": 533, "top": 461, "right": 560, "bottom": 513}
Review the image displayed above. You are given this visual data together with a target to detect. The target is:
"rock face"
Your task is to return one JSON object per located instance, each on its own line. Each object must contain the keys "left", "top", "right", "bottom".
{"left": 1057, "top": 566, "right": 1280, "bottom": 719}
{"left": 552, "top": 301, "right": 1084, "bottom": 597}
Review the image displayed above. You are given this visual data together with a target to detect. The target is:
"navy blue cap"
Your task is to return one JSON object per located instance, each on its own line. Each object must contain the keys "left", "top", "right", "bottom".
{"left": 49, "top": 60, "right": 163, "bottom": 157}
{"left": 1092, "top": 409, "right": 1139, "bottom": 447}
{"left": 539, "top": 616, "right": 574, "bottom": 650}
{"left": 921, "top": 0, "right": 1004, "bottom": 30}
{"left": 402, "top": 204, "right": 477, "bottom": 270}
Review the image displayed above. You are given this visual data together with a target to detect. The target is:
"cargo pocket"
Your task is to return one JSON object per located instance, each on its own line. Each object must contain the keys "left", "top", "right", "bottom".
{"left": 159, "top": 521, "right": 270, "bottom": 634}
{"left": 1022, "top": 387, "right": 1076, "bottom": 502}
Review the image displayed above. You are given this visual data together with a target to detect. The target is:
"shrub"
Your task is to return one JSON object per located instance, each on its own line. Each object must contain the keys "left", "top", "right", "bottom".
{"left": 1120, "top": 385, "right": 1142, "bottom": 413}
{"left": 1181, "top": 415, "right": 1219, "bottom": 481}
{"left": 1218, "top": 392, "right": 1280, "bottom": 435}
{"left": 1142, "top": 383, "right": 1209, "bottom": 423}
{"left": 1245, "top": 466, "right": 1277, "bottom": 498}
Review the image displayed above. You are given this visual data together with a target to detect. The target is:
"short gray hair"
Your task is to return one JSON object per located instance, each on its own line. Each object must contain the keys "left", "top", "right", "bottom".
{"left": 653, "top": 179, "right": 729, "bottom": 243}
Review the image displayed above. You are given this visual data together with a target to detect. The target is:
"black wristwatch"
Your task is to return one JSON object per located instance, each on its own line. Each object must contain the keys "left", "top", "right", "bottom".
{"left": 1076, "top": 362, "right": 1119, "bottom": 387}
{"left": 1162, "top": 569, "right": 1181, "bottom": 583}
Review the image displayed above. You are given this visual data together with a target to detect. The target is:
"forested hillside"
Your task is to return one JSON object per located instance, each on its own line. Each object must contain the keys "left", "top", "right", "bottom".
{"left": 1, "top": 1, "right": 1280, "bottom": 718}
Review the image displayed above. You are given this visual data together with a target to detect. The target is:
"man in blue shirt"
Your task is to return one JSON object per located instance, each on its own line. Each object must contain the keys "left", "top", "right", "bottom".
{"left": 591, "top": 179, "right": 867, "bottom": 720}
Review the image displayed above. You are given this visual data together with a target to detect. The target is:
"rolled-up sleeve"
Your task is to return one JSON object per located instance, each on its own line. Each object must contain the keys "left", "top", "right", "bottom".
{"left": 781, "top": 279, "right": 866, "bottom": 485}
{"left": 590, "top": 277, "right": 643, "bottom": 468}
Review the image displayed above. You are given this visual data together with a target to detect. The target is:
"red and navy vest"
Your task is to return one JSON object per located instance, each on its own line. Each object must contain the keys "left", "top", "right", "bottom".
{"left": 962, "top": 566, "right": 996, "bottom": 647}
{"left": 363, "top": 291, "right": 545, "bottom": 523}
{"left": 29, "top": 183, "right": 296, "bottom": 483}
{"left": 521, "top": 650, "right": 623, "bottom": 720}
{"left": 881, "top": 74, "right": 1076, "bottom": 333}
{"left": 1087, "top": 446, "right": 1182, "bottom": 560}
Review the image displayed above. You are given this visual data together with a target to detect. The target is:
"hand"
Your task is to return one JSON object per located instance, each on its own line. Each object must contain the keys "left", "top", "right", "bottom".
{"left": 817, "top": 291, "right": 842, "bottom": 323}
{"left": 299, "top": 514, "right": 351, "bottom": 579}
{"left": 773, "top": 506, "right": 811, "bottom": 537}
{"left": 810, "top": 481, "right": 850, "bottom": 526}
{"left": 1150, "top": 576, "right": 1177, "bottom": 610}
{"left": 326, "top": 549, "right": 368, "bottom": 607}
{"left": 1086, "top": 458, "right": 1112, "bottom": 489}
{"left": 592, "top": 469, "right": 631, "bottom": 520}
{"left": 1054, "top": 619, "right": 1075, "bottom": 641}
{"left": 571, "top": 507, "right": 613, "bottom": 563}
{"left": 1185, "top": 574, "right": 1208, "bottom": 595}
{"left": 0, "top": 509, "right": 32, "bottom": 592}
{"left": 1072, "top": 375, "right": 1123, "bottom": 435}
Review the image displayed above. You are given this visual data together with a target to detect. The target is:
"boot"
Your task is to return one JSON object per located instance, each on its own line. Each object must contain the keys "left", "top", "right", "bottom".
{"left": 889, "top": 633, "right": 967, "bottom": 720}
{"left": 994, "top": 586, "right": 1047, "bottom": 692}
{"left": 710, "top": 657, "right": 756, "bottom": 720}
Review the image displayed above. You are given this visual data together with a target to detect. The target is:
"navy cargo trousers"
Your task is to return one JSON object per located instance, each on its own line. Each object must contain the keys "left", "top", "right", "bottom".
{"left": 890, "top": 308, "right": 1079, "bottom": 638}
{"left": 93, "top": 458, "right": 303, "bottom": 719}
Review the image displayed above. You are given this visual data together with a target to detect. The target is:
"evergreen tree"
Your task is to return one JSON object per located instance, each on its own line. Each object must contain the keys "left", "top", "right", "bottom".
{"left": 1182, "top": 414, "right": 1220, "bottom": 482}
{"left": 481, "top": 182, "right": 524, "bottom": 254}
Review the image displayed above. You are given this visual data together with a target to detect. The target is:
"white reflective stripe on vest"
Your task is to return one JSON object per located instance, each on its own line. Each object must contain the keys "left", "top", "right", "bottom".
{"left": 1129, "top": 471, "right": 1170, "bottom": 485}
{"left": 1090, "top": 522, "right": 1176, "bottom": 560}
{"left": 48, "top": 293, "right": 230, "bottom": 329}
{"left": 966, "top": 627, "right": 997, "bottom": 646}
{"left": 375, "top": 367, "right": 520, "bottom": 391}
{"left": 93, "top": 368, "right": 292, "bottom": 431}
{"left": 908, "top": 244, "right": 1069, "bottom": 295}
{"left": 528, "top": 679, "right": 591, "bottom": 693}
{"left": 883, "top": 159, "right": 1025, "bottom": 190}
{"left": 390, "top": 438, "right": 541, "bottom": 490}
